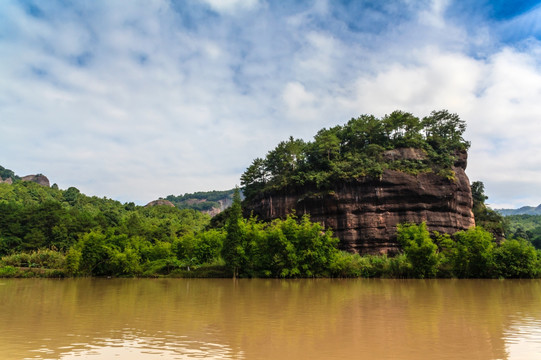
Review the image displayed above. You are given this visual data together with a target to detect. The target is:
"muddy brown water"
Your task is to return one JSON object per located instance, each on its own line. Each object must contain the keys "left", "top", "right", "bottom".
{"left": 1, "top": 278, "right": 540, "bottom": 359}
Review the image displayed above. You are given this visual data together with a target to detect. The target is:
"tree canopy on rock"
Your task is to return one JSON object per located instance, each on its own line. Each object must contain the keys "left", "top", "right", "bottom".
{"left": 241, "top": 110, "right": 470, "bottom": 200}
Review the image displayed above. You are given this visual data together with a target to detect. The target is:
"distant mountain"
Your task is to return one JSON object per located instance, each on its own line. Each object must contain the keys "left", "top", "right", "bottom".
{"left": 497, "top": 204, "right": 541, "bottom": 216}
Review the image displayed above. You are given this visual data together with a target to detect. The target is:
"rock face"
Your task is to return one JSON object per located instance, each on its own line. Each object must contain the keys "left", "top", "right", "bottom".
{"left": 246, "top": 149, "right": 475, "bottom": 254}
{"left": 21, "top": 174, "right": 50, "bottom": 187}
{"left": 202, "top": 197, "right": 234, "bottom": 217}
{"left": 0, "top": 177, "right": 13, "bottom": 185}
{"left": 145, "top": 199, "right": 175, "bottom": 207}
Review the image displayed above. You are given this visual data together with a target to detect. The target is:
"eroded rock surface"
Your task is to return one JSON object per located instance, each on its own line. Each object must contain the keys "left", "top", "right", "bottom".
{"left": 0, "top": 177, "right": 13, "bottom": 185}
{"left": 145, "top": 199, "right": 175, "bottom": 207}
{"left": 21, "top": 174, "right": 50, "bottom": 187}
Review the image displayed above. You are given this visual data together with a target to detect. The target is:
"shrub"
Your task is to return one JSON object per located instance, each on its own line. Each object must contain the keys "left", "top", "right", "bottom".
{"left": 397, "top": 222, "right": 439, "bottom": 278}
{"left": 452, "top": 227, "right": 495, "bottom": 278}
{"left": 65, "top": 248, "right": 82, "bottom": 276}
{"left": 1, "top": 252, "right": 31, "bottom": 267}
{"left": 1, "top": 249, "right": 65, "bottom": 269}
{"left": 493, "top": 239, "right": 538, "bottom": 278}
{"left": 329, "top": 251, "right": 364, "bottom": 277}
{"left": 0, "top": 265, "right": 17, "bottom": 277}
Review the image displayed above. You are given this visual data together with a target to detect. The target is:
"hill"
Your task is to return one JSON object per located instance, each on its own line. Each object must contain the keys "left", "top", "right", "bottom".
{"left": 497, "top": 205, "right": 541, "bottom": 216}
{"left": 0, "top": 165, "right": 211, "bottom": 259}
{"left": 164, "top": 189, "right": 236, "bottom": 216}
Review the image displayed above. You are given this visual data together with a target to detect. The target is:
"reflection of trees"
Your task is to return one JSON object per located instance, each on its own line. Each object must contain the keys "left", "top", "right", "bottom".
{"left": 0, "top": 279, "right": 540, "bottom": 359}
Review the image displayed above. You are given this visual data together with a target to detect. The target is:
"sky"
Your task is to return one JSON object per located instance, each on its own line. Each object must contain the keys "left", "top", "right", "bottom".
{"left": 1, "top": 0, "right": 541, "bottom": 208}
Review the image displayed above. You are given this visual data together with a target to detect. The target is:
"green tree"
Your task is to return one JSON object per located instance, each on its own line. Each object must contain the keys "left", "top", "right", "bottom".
{"left": 264, "top": 137, "right": 306, "bottom": 187}
{"left": 63, "top": 187, "right": 81, "bottom": 206}
{"left": 314, "top": 128, "right": 341, "bottom": 162}
{"left": 397, "top": 222, "right": 439, "bottom": 278}
{"left": 493, "top": 239, "right": 538, "bottom": 278}
{"left": 65, "top": 247, "right": 82, "bottom": 276}
{"left": 422, "top": 110, "right": 469, "bottom": 151}
{"left": 79, "top": 231, "right": 110, "bottom": 276}
{"left": 192, "top": 229, "right": 224, "bottom": 264}
{"left": 470, "top": 181, "right": 505, "bottom": 238}
{"left": 221, "top": 187, "right": 245, "bottom": 277}
{"left": 471, "top": 181, "right": 488, "bottom": 206}
{"left": 241, "top": 158, "right": 268, "bottom": 199}
{"left": 382, "top": 110, "right": 422, "bottom": 146}
{"left": 452, "top": 227, "right": 495, "bottom": 278}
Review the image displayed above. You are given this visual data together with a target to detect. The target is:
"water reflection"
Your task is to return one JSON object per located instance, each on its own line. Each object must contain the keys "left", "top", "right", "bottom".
{"left": 0, "top": 279, "right": 540, "bottom": 359}
{"left": 50, "top": 331, "right": 237, "bottom": 359}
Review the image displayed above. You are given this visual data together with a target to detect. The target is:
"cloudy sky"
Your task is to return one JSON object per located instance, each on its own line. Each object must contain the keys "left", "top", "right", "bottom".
{"left": 1, "top": 0, "right": 541, "bottom": 208}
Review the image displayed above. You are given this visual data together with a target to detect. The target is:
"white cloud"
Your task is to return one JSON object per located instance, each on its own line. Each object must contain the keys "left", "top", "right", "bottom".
{"left": 282, "top": 82, "right": 318, "bottom": 122}
{"left": 200, "top": 0, "right": 261, "bottom": 14}
{"left": 1, "top": 0, "right": 541, "bottom": 208}
{"left": 418, "top": 0, "right": 450, "bottom": 28}
{"left": 464, "top": 46, "right": 541, "bottom": 207}
{"left": 347, "top": 49, "right": 482, "bottom": 117}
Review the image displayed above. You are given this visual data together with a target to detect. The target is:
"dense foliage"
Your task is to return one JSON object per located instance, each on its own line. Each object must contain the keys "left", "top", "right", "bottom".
{"left": 385, "top": 223, "right": 538, "bottom": 278}
{"left": 0, "top": 175, "right": 341, "bottom": 278}
{"left": 0, "top": 179, "right": 215, "bottom": 276}
{"left": 505, "top": 214, "right": 541, "bottom": 249}
{"left": 241, "top": 110, "right": 470, "bottom": 200}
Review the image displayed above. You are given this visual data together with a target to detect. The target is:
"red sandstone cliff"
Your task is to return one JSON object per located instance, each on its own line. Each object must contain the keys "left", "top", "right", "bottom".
{"left": 246, "top": 149, "right": 475, "bottom": 254}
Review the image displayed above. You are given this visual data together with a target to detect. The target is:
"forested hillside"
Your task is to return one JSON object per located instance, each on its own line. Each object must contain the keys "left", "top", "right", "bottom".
{"left": 0, "top": 171, "right": 221, "bottom": 276}
{"left": 0, "top": 168, "right": 343, "bottom": 278}
{"left": 165, "top": 189, "right": 235, "bottom": 212}
{"left": 505, "top": 215, "right": 541, "bottom": 249}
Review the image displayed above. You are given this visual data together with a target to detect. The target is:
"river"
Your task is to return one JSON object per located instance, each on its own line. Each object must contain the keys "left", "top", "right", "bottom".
{"left": 1, "top": 278, "right": 540, "bottom": 359}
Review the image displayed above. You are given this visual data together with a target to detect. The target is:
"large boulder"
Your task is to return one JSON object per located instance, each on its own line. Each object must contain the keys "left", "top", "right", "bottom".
{"left": 0, "top": 177, "right": 13, "bottom": 185}
{"left": 145, "top": 199, "right": 176, "bottom": 207}
{"left": 21, "top": 174, "right": 50, "bottom": 187}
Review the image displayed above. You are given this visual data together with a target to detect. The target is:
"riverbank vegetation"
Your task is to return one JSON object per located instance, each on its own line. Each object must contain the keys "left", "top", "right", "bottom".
{"left": 1, "top": 182, "right": 540, "bottom": 279}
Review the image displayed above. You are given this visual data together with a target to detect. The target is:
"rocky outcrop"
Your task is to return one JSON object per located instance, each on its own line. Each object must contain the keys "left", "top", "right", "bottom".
{"left": 179, "top": 197, "right": 235, "bottom": 216}
{"left": 1, "top": 174, "right": 50, "bottom": 187}
{"left": 21, "top": 174, "right": 50, "bottom": 187}
{"left": 246, "top": 149, "right": 475, "bottom": 255}
{"left": 145, "top": 199, "right": 175, "bottom": 207}
{"left": 202, "top": 198, "right": 234, "bottom": 217}
{"left": 0, "top": 177, "right": 13, "bottom": 185}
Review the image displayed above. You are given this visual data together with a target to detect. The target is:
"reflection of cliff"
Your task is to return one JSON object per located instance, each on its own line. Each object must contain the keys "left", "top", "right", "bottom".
{"left": 247, "top": 150, "right": 475, "bottom": 254}
{"left": 1, "top": 279, "right": 540, "bottom": 360}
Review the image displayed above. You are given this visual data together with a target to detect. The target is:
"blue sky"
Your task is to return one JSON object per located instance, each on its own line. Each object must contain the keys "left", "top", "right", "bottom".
{"left": 1, "top": 0, "right": 541, "bottom": 208}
